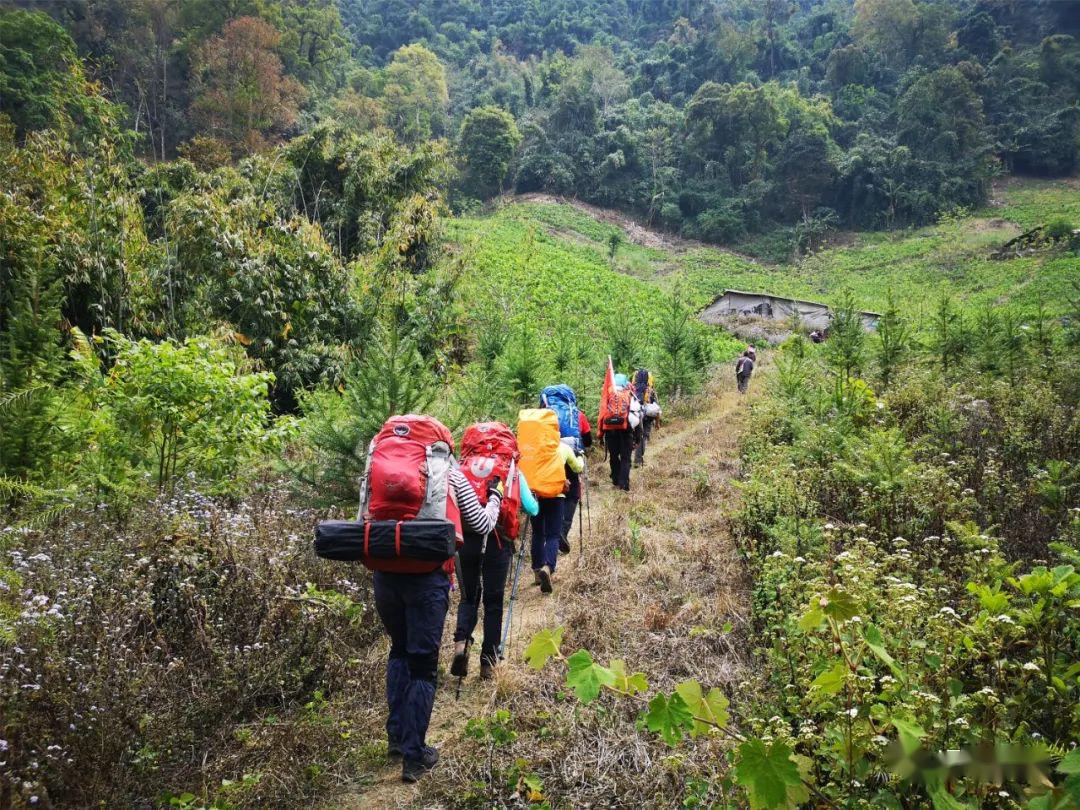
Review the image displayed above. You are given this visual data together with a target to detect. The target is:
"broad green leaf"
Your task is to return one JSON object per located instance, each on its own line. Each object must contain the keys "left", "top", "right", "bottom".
{"left": 1059, "top": 747, "right": 1080, "bottom": 775}
{"left": 797, "top": 607, "right": 824, "bottom": 633}
{"left": 821, "top": 587, "right": 861, "bottom": 621}
{"left": 609, "top": 659, "right": 648, "bottom": 695}
{"left": 564, "top": 649, "right": 615, "bottom": 703}
{"left": 643, "top": 691, "right": 694, "bottom": 746}
{"left": 864, "top": 624, "right": 905, "bottom": 679}
{"left": 809, "top": 661, "right": 847, "bottom": 696}
{"left": 524, "top": 627, "right": 563, "bottom": 670}
{"left": 675, "top": 679, "right": 730, "bottom": 735}
{"left": 733, "top": 738, "right": 803, "bottom": 810}
{"left": 891, "top": 716, "right": 926, "bottom": 756}
{"left": 927, "top": 783, "right": 972, "bottom": 810}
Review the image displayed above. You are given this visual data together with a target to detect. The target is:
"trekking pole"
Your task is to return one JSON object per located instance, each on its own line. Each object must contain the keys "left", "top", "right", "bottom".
{"left": 499, "top": 522, "right": 529, "bottom": 660}
{"left": 584, "top": 463, "right": 592, "bottom": 537}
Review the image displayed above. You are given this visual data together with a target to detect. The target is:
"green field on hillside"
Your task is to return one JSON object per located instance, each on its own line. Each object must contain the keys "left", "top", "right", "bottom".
{"left": 448, "top": 208, "right": 745, "bottom": 360}
{"left": 473, "top": 179, "right": 1079, "bottom": 321}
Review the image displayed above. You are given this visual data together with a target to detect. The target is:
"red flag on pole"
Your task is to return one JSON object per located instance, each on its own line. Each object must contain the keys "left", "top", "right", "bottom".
{"left": 597, "top": 355, "right": 616, "bottom": 438}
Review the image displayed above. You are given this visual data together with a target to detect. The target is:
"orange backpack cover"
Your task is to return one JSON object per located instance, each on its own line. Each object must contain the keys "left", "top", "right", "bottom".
{"left": 516, "top": 408, "right": 566, "bottom": 498}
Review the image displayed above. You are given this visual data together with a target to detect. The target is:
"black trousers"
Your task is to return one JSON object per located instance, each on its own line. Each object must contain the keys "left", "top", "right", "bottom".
{"left": 453, "top": 531, "right": 512, "bottom": 663}
{"left": 374, "top": 569, "right": 449, "bottom": 763}
{"left": 634, "top": 417, "right": 654, "bottom": 465}
{"left": 605, "top": 429, "right": 632, "bottom": 491}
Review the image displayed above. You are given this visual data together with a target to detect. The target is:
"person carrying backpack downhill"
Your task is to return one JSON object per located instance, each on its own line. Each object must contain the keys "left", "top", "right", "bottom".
{"left": 736, "top": 349, "right": 755, "bottom": 394}
{"left": 451, "top": 423, "right": 539, "bottom": 682}
{"left": 632, "top": 369, "right": 661, "bottom": 468}
{"left": 561, "top": 409, "right": 593, "bottom": 553}
{"left": 517, "top": 407, "right": 583, "bottom": 594}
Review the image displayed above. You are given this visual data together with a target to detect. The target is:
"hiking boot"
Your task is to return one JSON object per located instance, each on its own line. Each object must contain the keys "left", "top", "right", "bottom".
{"left": 402, "top": 746, "right": 439, "bottom": 783}
{"left": 533, "top": 569, "right": 542, "bottom": 586}
{"left": 538, "top": 565, "right": 553, "bottom": 594}
{"left": 480, "top": 659, "right": 495, "bottom": 680}
{"left": 450, "top": 641, "right": 471, "bottom": 678}
{"left": 558, "top": 536, "right": 571, "bottom": 555}
{"left": 387, "top": 739, "right": 403, "bottom": 759}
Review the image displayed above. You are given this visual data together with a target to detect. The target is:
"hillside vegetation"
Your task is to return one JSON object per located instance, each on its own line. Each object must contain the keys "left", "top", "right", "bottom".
{"left": 0, "top": 1, "right": 1078, "bottom": 808}
{"left": 487, "top": 177, "right": 1080, "bottom": 318}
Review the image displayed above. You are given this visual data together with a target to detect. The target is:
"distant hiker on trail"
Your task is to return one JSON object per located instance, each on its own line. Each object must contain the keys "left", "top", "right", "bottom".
{"left": 313, "top": 415, "right": 502, "bottom": 784}
{"left": 736, "top": 350, "right": 755, "bottom": 394}
{"left": 599, "top": 359, "right": 637, "bottom": 491}
{"left": 517, "top": 407, "right": 583, "bottom": 594}
{"left": 561, "top": 409, "right": 593, "bottom": 553}
{"left": 745, "top": 345, "right": 757, "bottom": 363}
{"left": 452, "top": 422, "right": 539, "bottom": 682}
{"left": 632, "top": 368, "right": 661, "bottom": 468}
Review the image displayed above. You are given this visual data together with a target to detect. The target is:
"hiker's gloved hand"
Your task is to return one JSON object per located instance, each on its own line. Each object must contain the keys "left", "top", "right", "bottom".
{"left": 486, "top": 476, "right": 503, "bottom": 501}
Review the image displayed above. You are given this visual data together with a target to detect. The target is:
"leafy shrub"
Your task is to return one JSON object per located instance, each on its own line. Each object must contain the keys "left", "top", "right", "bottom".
{"left": 100, "top": 332, "right": 276, "bottom": 493}
{"left": 728, "top": 328, "right": 1079, "bottom": 806}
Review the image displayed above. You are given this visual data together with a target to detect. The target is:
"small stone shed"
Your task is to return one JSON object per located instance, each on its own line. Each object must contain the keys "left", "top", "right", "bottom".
{"left": 700, "top": 289, "right": 880, "bottom": 331}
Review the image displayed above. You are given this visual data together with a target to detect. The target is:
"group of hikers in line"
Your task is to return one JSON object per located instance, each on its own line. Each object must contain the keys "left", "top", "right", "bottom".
{"left": 314, "top": 350, "right": 752, "bottom": 783}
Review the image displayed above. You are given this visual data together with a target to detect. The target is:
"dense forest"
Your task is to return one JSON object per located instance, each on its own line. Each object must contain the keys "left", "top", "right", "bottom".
{"left": 8, "top": 0, "right": 1080, "bottom": 248}
{"left": 0, "top": 0, "right": 1078, "bottom": 808}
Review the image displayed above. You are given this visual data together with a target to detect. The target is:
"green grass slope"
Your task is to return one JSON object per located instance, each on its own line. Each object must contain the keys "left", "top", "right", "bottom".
{"left": 464, "top": 178, "right": 1078, "bottom": 323}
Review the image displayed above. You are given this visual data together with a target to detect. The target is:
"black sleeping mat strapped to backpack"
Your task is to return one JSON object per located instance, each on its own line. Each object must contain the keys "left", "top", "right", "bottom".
{"left": 314, "top": 519, "right": 458, "bottom": 562}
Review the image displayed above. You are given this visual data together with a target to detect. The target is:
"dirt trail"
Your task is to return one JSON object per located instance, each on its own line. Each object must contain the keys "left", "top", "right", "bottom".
{"left": 327, "top": 372, "right": 763, "bottom": 809}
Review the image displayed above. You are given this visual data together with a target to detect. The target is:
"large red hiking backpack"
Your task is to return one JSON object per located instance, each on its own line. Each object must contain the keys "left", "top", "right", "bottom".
{"left": 459, "top": 422, "right": 522, "bottom": 547}
{"left": 314, "top": 414, "right": 463, "bottom": 573}
{"left": 602, "top": 386, "right": 632, "bottom": 430}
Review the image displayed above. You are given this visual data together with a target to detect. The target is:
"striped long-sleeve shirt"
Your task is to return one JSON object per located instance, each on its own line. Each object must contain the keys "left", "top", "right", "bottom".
{"left": 450, "top": 468, "right": 501, "bottom": 535}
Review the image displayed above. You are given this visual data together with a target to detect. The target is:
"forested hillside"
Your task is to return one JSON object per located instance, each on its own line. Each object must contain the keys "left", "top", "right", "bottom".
{"left": 8, "top": 0, "right": 1080, "bottom": 252}
{"left": 0, "top": 0, "right": 1078, "bottom": 808}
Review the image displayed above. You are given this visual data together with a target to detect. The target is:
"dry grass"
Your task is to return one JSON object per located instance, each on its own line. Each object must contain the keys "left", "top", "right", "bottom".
{"left": 325, "top": 374, "right": 763, "bottom": 808}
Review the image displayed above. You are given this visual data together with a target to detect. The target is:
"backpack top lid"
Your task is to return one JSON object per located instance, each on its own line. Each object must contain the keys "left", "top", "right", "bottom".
{"left": 460, "top": 421, "right": 518, "bottom": 461}
{"left": 540, "top": 384, "right": 581, "bottom": 441}
{"left": 374, "top": 413, "right": 455, "bottom": 451}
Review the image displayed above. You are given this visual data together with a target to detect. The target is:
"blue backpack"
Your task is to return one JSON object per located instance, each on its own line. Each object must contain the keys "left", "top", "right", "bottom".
{"left": 539, "top": 384, "right": 581, "bottom": 448}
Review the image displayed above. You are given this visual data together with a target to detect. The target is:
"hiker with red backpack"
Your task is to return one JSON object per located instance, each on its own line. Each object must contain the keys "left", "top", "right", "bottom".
{"left": 451, "top": 422, "right": 539, "bottom": 681}
{"left": 313, "top": 415, "right": 502, "bottom": 783}
{"left": 517, "top": 406, "right": 583, "bottom": 594}
{"left": 598, "top": 360, "right": 638, "bottom": 491}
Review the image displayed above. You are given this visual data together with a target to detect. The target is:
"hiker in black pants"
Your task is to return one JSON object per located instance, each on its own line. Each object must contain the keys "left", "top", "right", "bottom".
{"left": 379, "top": 466, "right": 502, "bottom": 783}
{"left": 452, "top": 472, "right": 537, "bottom": 679}
{"left": 606, "top": 428, "right": 632, "bottom": 490}
{"left": 560, "top": 410, "right": 592, "bottom": 553}
{"left": 632, "top": 369, "right": 660, "bottom": 468}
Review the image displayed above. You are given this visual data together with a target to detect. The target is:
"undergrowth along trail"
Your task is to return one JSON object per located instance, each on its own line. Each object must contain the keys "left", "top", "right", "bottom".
{"left": 331, "top": 371, "right": 764, "bottom": 809}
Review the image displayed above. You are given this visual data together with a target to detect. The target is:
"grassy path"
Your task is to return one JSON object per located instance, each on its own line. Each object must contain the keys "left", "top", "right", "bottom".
{"left": 327, "top": 370, "right": 765, "bottom": 809}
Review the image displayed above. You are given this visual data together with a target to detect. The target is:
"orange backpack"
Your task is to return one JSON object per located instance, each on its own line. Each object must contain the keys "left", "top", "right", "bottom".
{"left": 602, "top": 386, "right": 632, "bottom": 430}
{"left": 516, "top": 408, "right": 566, "bottom": 498}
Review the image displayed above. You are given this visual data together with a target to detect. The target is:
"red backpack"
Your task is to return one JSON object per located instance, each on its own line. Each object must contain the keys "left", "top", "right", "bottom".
{"left": 319, "top": 415, "right": 464, "bottom": 574}
{"left": 459, "top": 422, "right": 522, "bottom": 547}
{"left": 602, "top": 387, "right": 632, "bottom": 430}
